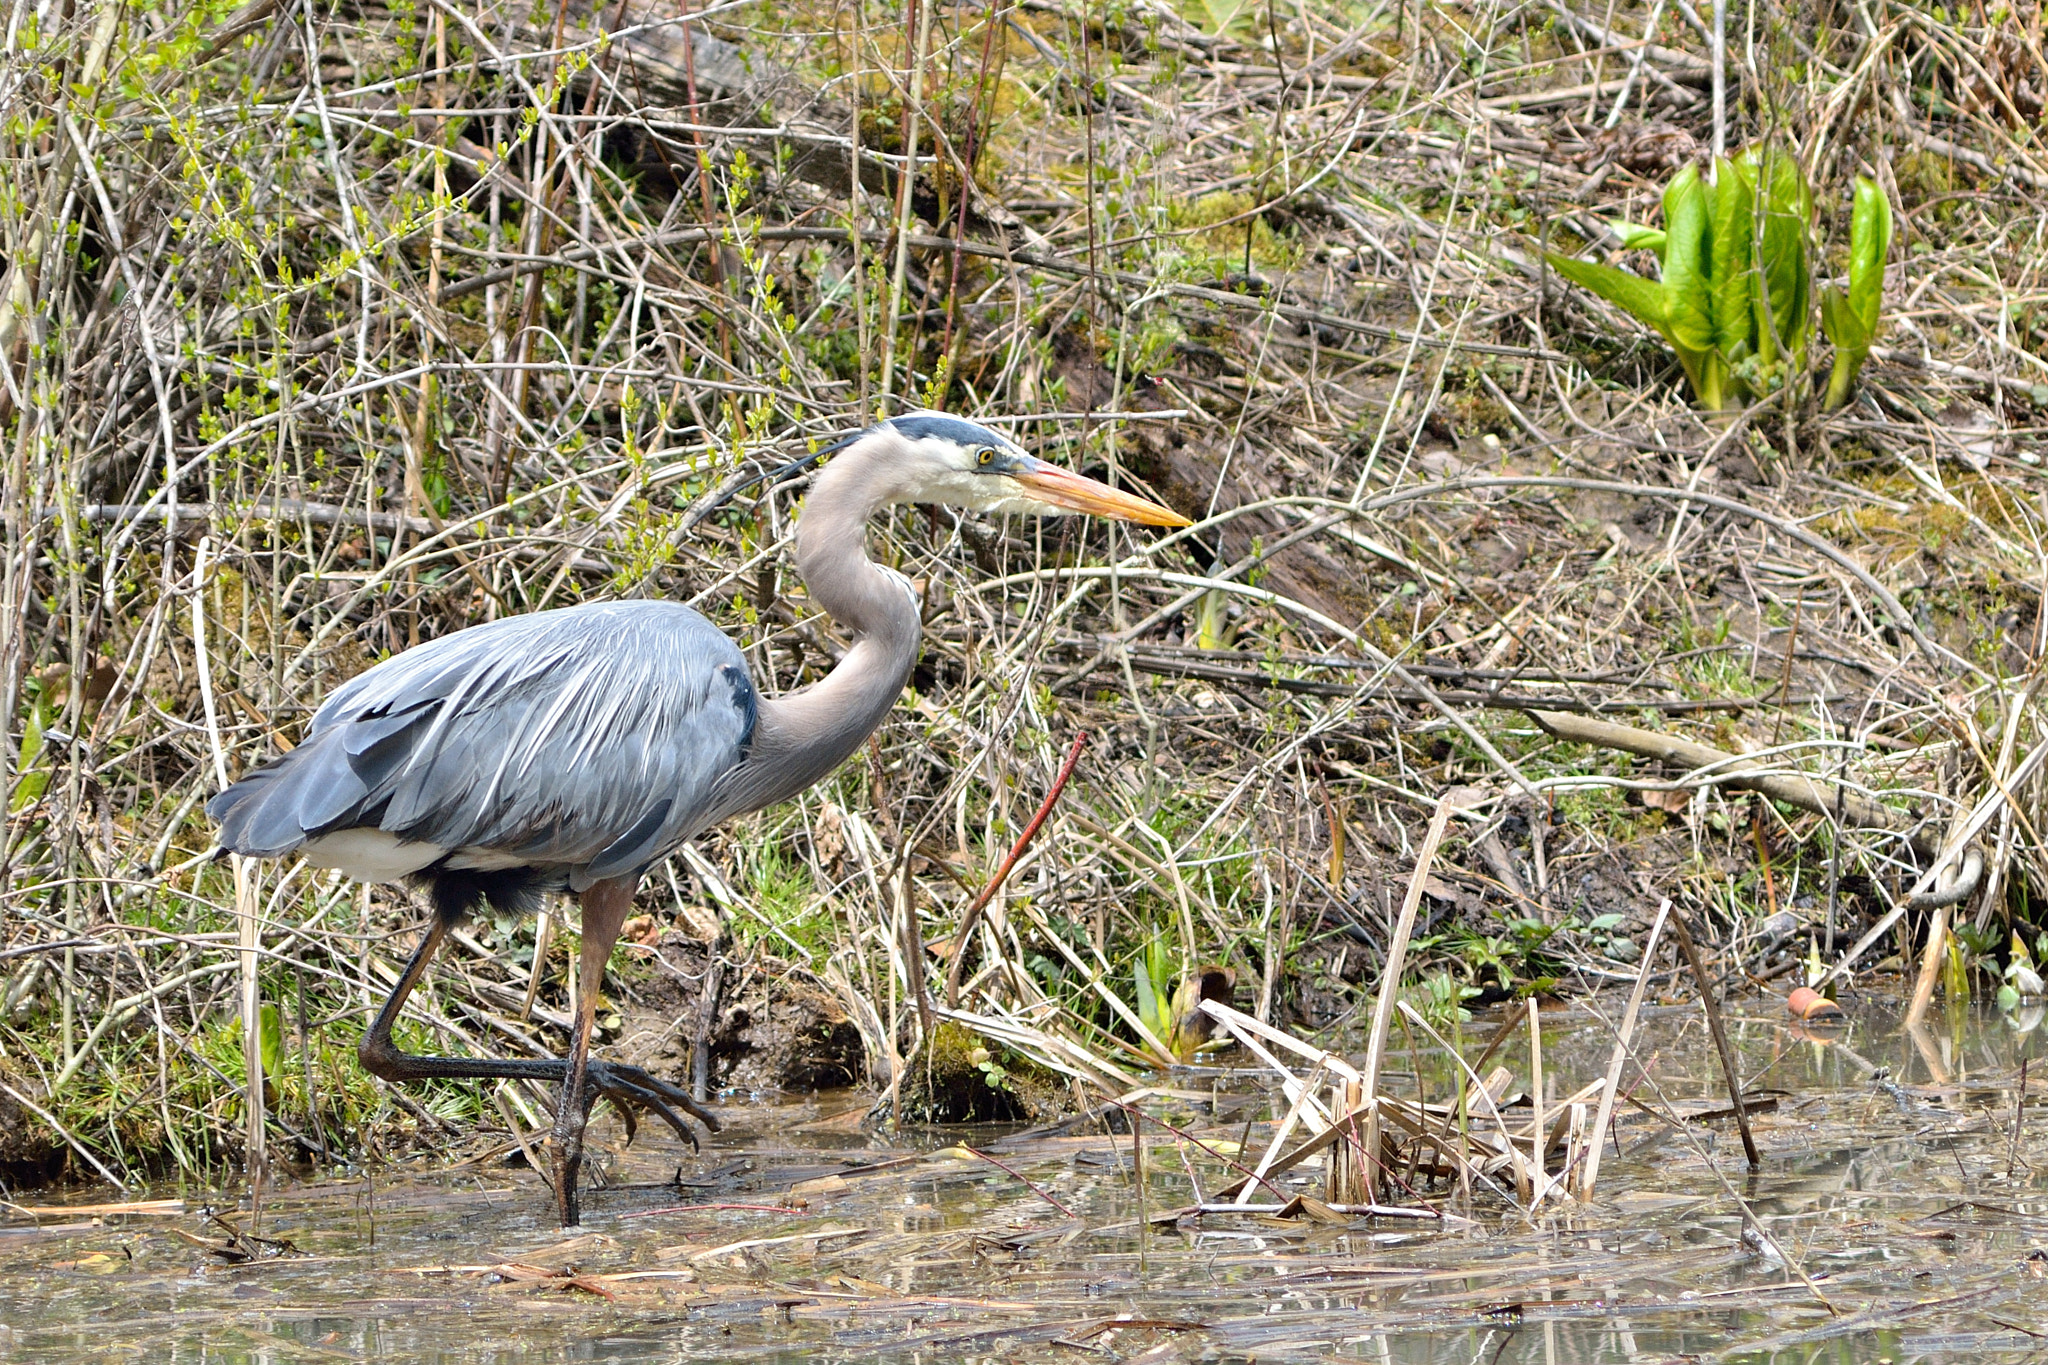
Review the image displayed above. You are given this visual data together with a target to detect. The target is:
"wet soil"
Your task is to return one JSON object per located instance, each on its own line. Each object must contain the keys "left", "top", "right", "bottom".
{"left": 620, "top": 934, "right": 867, "bottom": 1095}
{"left": 3, "top": 998, "right": 2046, "bottom": 1363}
{"left": 0, "top": 1063, "right": 61, "bottom": 1186}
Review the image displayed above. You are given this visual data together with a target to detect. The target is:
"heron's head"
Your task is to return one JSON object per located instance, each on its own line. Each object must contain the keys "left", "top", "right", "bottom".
{"left": 864, "top": 413, "right": 1191, "bottom": 527}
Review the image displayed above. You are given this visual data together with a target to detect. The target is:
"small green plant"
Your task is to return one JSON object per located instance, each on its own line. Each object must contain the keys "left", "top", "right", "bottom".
{"left": 9, "top": 686, "right": 49, "bottom": 812}
{"left": 1999, "top": 931, "right": 2047, "bottom": 1011}
{"left": 1547, "top": 146, "right": 1892, "bottom": 412}
{"left": 1416, "top": 970, "right": 1479, "bottom": 1028}
{"left": 1819, "top": 175, "right": 1895, "bottom": 411}
{"left": 1131, "top": 934, "right": 1232, "bottom": 1062}
{"left": 968, "top": 1043, "right": 1013, "bottom": 1092}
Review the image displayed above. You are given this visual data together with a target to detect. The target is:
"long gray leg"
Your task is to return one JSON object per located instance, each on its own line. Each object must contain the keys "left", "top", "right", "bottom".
{"left": 356, "top": 896, "right": 717, "bottom": 1224}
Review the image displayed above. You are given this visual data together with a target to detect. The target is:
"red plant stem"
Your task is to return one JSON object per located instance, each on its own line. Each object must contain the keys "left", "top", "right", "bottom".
{"left": 1111, "top": 1100, "right": 1289, "bottom": 1204}
{"left": 943, "top": 731, "right": 1089, "bottom": 1006}
{"left": 961, "top": 1144, "right": 1077, "bottom": 1218}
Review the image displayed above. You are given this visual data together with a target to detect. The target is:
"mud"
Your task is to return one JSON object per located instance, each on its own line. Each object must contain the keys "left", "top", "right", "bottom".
{"left": 0, "top": 1062, "right": 61, "bottom": 1186}
{"left": 621, "top": 935, "right": 867, "bottom": 1096}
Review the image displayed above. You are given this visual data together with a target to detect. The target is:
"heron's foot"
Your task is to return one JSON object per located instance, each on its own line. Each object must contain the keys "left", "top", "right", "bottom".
{"left": 580, "top": 1058, "right": 721, "bottom": 1150}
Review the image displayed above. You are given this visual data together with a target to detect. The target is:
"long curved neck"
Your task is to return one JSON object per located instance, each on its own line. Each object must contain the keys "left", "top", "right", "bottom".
{"left": 718, "top": 442, "right": 920, "bottom": 815}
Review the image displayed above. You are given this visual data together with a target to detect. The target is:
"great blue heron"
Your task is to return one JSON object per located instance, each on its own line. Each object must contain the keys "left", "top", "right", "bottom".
{"left": 208, "top": 414, "right": 1189, "bottom": 1224}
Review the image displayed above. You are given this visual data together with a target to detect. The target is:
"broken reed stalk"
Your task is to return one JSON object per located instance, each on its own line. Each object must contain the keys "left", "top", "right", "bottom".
{"left": 1327, "top": 1075, "right": 1366, "bottom": 1205}
{"left": 1362, "top": 788, "right": 1473, "bottom": 1098}
{"left": 193, "top": 533, "right": 267, "bottom": 1197}
{"left": 1667, "top": 904, "right": 1760, "bottom": 1170}
{"left": 521, "top": 910, "right": 552, "bottom": 1022}
{"left": 943, "top": 731, "right": 1089, "bottom": 1007}
{"left": 1576, "top": 899, "right": 1672, "bottom": 1201}
{"left": 1905, "top": 898, "right": 1951, "bottom": 1028}
{"left": 1338, "top": 786, "right": 1473, "bottom": 1208}
{"left": 1526, "top": 997, "right": 1545, "bottom": 1202}
{"left": 235, "top": 857, "right": 267, "bottom": 1205}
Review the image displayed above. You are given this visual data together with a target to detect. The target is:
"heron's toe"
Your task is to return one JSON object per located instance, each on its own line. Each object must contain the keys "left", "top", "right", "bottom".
{"left": 583, "top": 1059, "right": 720, "bottom": 1146}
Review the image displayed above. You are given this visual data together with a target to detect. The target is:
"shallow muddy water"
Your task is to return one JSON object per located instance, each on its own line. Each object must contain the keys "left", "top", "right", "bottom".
{"left": 4, "top": 997, "right": 2046, "bottom": 1363}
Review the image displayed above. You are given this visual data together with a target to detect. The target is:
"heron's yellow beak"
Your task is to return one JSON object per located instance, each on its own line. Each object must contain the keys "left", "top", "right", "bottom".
{"left": 1011, "top": 461, "right": 1191, "bottom": 527}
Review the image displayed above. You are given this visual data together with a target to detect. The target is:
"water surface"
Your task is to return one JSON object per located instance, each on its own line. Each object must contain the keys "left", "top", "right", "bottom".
{"left": 4, "top": 998, "right": 2045, "bottom": 1362}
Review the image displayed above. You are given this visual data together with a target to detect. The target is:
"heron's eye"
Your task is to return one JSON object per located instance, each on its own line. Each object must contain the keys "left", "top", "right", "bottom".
{"left": 976, "top": 447, "right": 996, "bottom": 467}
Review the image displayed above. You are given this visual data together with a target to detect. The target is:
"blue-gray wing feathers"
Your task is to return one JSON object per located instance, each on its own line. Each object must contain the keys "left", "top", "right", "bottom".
{"left": 209, "top": 601, "right": 757, "bottom": 889}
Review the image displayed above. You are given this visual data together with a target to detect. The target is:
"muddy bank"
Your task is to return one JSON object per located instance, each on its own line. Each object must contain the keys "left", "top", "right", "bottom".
{"left": 618, "top": 934, "right": 866, "bottom": 1097}
{"left": 0, "top": 1063, "right": 61, "bottom": 1185}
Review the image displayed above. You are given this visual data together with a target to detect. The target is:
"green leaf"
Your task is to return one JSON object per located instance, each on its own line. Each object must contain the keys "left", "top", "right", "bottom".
{"left": 1181, "top": 0, "right": 1248, "bottom": 33}
{"left": 1822, "top": 177, "right": 1894, "bottom": 410}
{"left": 1753, "top": 149, "right": 1813, "bottom": 368}
{"left": 1705, "top": 153, "right": 1758, "bottom": 366}
{"left": 1544, "top": 252, "right": 1671, "bottom": 333}
{"left": 1610, "top": 221, "right": 1667, "bottom": 257}
{"left": 1846, "top": 174, "right": 1892, "bottom": 337}
{"left": 1133, "top": 953, "right": 1160, "bottom": 1039}
{"left": 1659, "top": 165, "right": 1715, "bottom": 358}
{"left": 258, "top": 1001, "right": 286, "bottom": 1082}
{"left": 9, "top": 702, "right": 47, "bottom": 813}
{"left": 1195, "top": 587, "right": 1229, "bottom": 651}
{"left": 1820, "top": 285, "right": 1862, "bottom": 349}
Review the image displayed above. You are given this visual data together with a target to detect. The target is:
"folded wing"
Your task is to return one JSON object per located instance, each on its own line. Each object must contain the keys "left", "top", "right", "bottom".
{"left": 209, "top": 601, "right": 757, "bottom": 888}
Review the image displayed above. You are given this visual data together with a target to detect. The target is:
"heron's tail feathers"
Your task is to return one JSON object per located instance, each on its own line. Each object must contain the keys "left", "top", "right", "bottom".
{"left": 206, "top": 729, "right": 364, "bottom": 858}
{"left": 207, "top": 702, "right": 435, "bottom": 856}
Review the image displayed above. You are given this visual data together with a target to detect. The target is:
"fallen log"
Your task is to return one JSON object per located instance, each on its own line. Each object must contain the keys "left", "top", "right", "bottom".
{"left": 1518, "top": 708, "right": 1935, "bottom": 858}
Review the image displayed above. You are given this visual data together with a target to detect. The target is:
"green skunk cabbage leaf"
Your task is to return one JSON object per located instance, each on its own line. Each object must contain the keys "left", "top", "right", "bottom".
{"left": 1547, "top": 145, "right": 1843, "bottom": 412}
{"left": 1755, "top": 148, "right": 1814, "bottom": 364}
{"left": 1846, "top": 174, "right": 1892, "bottom": 336}
{"left": 1611, "top": 221, "right": 1667, "bottom": 256}
{"left": 1820, "top": 285, "right": 1862, "bottom": 349}
{"left": 1657, "top": 166, "right": 1715, "bottom": 358}
{"left": 1705, "top": 154, "right": 1758, "bottom": 361}
{"left": 1545, "top": 253, "right": 1671, "bottom": 332}
{"left": 1822, "top": 176, "right": 1894, "bottom": 410}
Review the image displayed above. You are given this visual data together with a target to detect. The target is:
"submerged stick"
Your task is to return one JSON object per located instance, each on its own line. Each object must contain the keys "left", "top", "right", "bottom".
{"left": 944, "top": 731, "right": 1089, "bottom": 1007}
{"left": 1668, "top": 905, "right": 1760, "bottom": 1170}
{"left": 1577, "top": 899, "right": 1672, "bottom": 1200}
